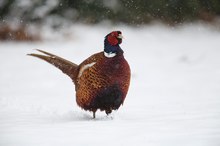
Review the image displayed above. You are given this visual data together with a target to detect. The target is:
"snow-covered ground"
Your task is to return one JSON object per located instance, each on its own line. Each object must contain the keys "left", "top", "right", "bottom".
{"left": 0, "top": 24, "right": 220, "bottom": 146}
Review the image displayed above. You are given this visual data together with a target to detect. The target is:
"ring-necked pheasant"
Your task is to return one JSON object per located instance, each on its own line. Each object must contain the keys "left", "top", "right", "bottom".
{"left": 28, "top": 31, "right": 130, "bottom": 118}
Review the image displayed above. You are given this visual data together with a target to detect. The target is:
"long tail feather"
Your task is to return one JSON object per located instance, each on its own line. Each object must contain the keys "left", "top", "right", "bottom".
{"left": 27, "top": 49, "right": 78, "bottom": 82}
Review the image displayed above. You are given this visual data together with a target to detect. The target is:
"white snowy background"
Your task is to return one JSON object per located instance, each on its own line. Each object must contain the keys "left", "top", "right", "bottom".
{"left": 0, "top": 24, "right": 220, "bottom": 146}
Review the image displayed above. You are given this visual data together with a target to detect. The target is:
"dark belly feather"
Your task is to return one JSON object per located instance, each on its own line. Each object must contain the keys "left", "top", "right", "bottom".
{"left": 85, "top": 84, "right": 123, "bottom": 114}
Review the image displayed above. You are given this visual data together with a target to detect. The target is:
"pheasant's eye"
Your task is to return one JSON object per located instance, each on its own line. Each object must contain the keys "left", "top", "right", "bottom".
{"left": 117, "top": 31, "right": 121, "bottom": 34}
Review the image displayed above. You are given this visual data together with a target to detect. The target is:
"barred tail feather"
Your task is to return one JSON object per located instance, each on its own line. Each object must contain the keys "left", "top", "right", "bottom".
{"left": 27, "top": 49, "right": 78, "bottom": 83}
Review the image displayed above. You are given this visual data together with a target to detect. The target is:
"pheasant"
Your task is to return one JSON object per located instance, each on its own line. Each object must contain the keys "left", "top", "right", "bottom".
{"left": 28, "top": 31, "right": 131, "bottom": 118}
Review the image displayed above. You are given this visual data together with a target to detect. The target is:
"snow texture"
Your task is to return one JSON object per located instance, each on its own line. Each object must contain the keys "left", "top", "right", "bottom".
{"left": 0, "top": 24, "right": 220, "bottom": 146}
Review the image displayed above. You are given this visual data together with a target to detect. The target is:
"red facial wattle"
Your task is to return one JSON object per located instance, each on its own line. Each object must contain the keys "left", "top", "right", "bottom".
{"left": 107, "top": 31, "right": 121, "bottom": 46}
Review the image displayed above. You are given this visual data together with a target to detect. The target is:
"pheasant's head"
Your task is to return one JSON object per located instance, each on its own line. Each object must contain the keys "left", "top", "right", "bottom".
{"left": 106, "top": 31, "right": 123, "bottom": 46}
{"left": 104, "top": 31, "right": 124, "bottom": 56}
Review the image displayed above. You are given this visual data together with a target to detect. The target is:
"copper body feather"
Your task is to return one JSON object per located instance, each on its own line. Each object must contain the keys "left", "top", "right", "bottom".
{"left": 28, "top": 31, "right": 130, "bottom": 118}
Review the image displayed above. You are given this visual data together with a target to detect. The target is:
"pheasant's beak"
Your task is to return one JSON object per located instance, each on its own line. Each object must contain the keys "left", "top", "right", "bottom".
{"left": 117, "top": 34, "right": 123, "bottom": 39}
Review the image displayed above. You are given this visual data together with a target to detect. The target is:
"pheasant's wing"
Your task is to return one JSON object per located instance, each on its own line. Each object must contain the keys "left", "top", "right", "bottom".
{"left": 28, "top": 49, "right": 78, "bottom": 82}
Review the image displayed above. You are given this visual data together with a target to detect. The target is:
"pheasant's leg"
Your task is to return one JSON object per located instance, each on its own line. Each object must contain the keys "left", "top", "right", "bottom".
{"left": 93, "top": 111, "right": 96, "bottom": 119}
{"left": 105, "top": 108, "right": 112, "bottom": 115}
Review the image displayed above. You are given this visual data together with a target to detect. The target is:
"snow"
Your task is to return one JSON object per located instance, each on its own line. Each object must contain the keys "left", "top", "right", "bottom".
{"left": 0, "top": 23, "right": 220, "bottom": 146}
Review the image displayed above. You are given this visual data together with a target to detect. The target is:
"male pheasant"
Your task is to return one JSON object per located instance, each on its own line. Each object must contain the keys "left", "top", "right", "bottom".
{"left": 28, "top": 31, "right": 130, "bottom": 118}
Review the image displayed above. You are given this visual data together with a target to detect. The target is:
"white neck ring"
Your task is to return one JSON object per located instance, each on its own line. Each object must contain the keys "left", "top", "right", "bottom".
{"left": 104, "top": 52, "right": 116, "bottom": 58}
